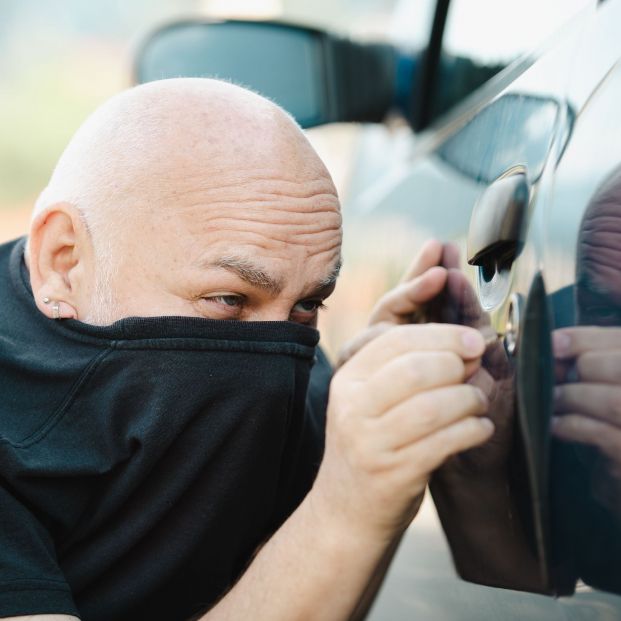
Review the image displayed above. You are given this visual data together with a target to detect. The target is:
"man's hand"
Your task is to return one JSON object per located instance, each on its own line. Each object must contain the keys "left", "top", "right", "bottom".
{"left": 553, "top": 327, "right": 621, "bottom": 459}
{"left": 336, "top": 239, "right": 455, "bottom": 368}
{"left": 202, "top": 319, "right": 493, "bottom": 621}
{"left": 552, "top": 326, "right": 621, "bottom": 516}
{"left": 553, "top": 326, "right": 621, "bottom": 514}
{"left": 314, "top": 323, "right": 493, "bottom": 541}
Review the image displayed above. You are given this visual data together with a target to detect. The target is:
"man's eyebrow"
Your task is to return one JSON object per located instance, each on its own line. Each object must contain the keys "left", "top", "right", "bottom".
{"left": 207, "top": 255, "right": 284, "bottom": 294}
{"left": 202, "top": 255, "right": 342, "bottom": 296}
{"left": 316, "top": 257, "right": 342, "bottom": 290}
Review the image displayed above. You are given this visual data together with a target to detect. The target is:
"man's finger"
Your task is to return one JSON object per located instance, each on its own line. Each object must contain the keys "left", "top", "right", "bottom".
{"left": 335, "top": 322, "right": 392, "bottom": 370}
{"left": 552, "top": 414, "right": 621, "bottom": 461}
{"left": 555, "top": 383, "right": 621, "bottom": 426}
{"left": 467, "top": 367, "right": 496, "bottom": 401}
{"left": 340, "top": 324, "right": 486, "bottom": 377}
{"left": 444, "top": 268, "right": 487, "bottom": 327}
{"left": 375, "top": 384, "right": 488, "bottom": 449}
{"left": 363, "top": 351, "right": 468, "bottom": 416}
{"left": 395, "top": 415, "right": 494, "bottom": 476}
{"left": 555, "top": 359, "right": 575, "bottom": 384}
{"left": 400, "top": 239, "right": 444, "bottom": 282}
{"left": 441, "top": 242, "right": 460, "bottom": 270}
{"left": 369, "top": 267, "right": 447, "bottom": 324}
{"left": 553, "top": 327, "right": 621, "bottom": 359}
{"left": 575, "top": 350, "right": 621, "bottom": 383}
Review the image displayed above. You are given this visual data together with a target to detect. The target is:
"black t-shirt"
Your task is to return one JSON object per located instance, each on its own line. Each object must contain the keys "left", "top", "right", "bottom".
{"left": 0, "top": 237, "right": 330, "bottom": 620}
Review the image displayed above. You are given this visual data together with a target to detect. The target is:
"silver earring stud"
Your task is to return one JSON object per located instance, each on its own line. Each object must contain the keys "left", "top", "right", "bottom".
{"left": 52, "top": 301, "right": 61, "bottom": 320}
{"left": 43, "top": 297, "right": 51, "bottom": 304}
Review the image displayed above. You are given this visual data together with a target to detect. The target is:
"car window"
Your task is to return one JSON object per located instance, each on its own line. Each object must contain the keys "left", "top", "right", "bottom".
{"left": 437, "top": 93, "right": 561, "bottom": 184}
{"left": 425, "top": 0, "right": 595, "bottom": 122}
{"left": 443, "top": 0, "right": 595, "bottom": 65}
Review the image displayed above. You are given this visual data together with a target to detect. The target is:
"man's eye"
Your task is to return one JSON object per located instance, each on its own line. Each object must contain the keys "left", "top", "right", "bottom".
{"left": 197, "top": 294, "right": 245, "bottom": 320}
{"left": 289, "top": 300, "right": 326, "bottom": 325}
{"left": 205, "top": 295, "right": 244, "bottom": 308}
{"left": 292, "top": 300, "right": 326, "bottom": 314}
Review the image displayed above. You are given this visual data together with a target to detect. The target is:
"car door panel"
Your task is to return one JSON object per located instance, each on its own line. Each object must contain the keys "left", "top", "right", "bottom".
{"left": 362, "top": 1, "right": 621, "bottom": 617}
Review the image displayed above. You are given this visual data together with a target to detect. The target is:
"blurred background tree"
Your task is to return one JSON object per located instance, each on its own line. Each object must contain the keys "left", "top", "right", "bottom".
{"left": 0, "top": 0, "right": 399, "bottom": 240}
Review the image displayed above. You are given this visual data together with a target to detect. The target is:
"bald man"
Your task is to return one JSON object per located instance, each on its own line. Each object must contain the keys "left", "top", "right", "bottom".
{"left": 0, "top": 78, "right": 493, "bottom": 621}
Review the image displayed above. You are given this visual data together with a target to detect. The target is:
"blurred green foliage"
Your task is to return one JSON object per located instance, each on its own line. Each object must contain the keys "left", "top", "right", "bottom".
{"left": 0, "top": 0, "right": 198, "bottom": 210}
{"left": 0, "top": 56, "right": 113, "bottom": 205}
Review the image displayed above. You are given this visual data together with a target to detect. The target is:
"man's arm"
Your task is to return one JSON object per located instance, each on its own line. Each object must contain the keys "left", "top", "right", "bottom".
{"left": 202, "top": 485, "right": 400, "bottom": 621}
{"left": 201, "top": 324, "right": 492, "bottom": 620}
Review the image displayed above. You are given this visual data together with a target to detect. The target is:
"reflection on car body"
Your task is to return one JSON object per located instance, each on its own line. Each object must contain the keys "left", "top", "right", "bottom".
{"left": 550, "top": 165, "right": 621, "bottom": 595}
{"left": 362, "top": 1, "right": 621, "bottom": 615}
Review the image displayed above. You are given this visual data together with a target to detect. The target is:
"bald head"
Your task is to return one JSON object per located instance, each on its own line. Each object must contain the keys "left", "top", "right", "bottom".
{"left": 576, "top": 165, "right": 621, "bottom": 324}
{"left": 35, "top": 78, "right": 332, "bottom": 235}
{"left": 29, "top": 78, "right": 342, "bottom": 325}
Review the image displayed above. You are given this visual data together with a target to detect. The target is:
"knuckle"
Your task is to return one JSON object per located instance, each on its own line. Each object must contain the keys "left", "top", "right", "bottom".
{"left": 377, "top": 324, "right": 406, "bottom": 349}
{"left": 412, "top": 445, "right": 442, "bottom": 474}
{"left": 440, "top": 351, "right": 465, "bottom": 379}
{"left": 466, "top": 417, "right": 492, "bottom": 444}
{"left": 404, "top": 356, "right": 424, "bottom": 385}
{"left": 465, "top": 385, "right": 488, "bottom": 413}
{"left": 576, "top": 352, "right": 595, "bottom": 378}
{"left": 446, "top": 418, "right": 486, "bottom": 452}
{"left": 412, "top": 396, "right": 437, "bottom": 431}
{"left": 610, "top": 395, "right": 621, "bottom": 422}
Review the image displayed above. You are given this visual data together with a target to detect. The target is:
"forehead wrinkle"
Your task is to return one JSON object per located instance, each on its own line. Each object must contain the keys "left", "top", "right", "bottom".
{"left": 192, "top": 206, "right": 341, "bottom": 224}
{"left": 195, "top": 214, "right": 342, "bottom": 237}
{"left": 161, "top": 173, "right": 339, "bottom": 213}
{"left": 186, "top": 223, "right": 341, "bottom": 260}
{"left": 174, "top": 195, "right": 341, "bottom": 221}
{"left": 201, "top": 174, "right": 337, "bottom": 197}
{"left": 160, "top": 175, "right": 337, "bottom": 200}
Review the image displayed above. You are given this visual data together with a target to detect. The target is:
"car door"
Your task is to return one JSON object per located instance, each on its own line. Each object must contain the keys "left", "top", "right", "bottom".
{"left": 542, "top": 2, "right": 621, "bottom": 616}
{"left": 359, "top": 0, "right": 621, "bottom": 618}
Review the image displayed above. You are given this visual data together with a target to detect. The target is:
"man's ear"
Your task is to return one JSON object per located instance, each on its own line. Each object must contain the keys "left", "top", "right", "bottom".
{"left": 28, "top": 202, "right": 93, "bottom": 320}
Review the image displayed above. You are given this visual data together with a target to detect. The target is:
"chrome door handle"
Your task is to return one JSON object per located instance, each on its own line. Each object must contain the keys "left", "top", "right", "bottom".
{"left": 467, "top": 168, "right": 530, "bottom": 269}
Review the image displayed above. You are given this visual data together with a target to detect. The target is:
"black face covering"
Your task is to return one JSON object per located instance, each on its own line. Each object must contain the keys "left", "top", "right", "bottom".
{"left": 0, "top": 238, "right": 327, "bottom": 621}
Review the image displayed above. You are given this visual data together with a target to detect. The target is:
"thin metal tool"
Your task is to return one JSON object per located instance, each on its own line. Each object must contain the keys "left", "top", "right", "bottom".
{"left": 480, "top": 326, "right": 503, "bottom": 350}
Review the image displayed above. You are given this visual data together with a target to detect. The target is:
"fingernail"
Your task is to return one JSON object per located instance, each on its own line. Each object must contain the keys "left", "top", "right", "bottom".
{"left": 462, "top": 330, "right": 483, "bottom": 354}
{"left": 550, "top": 416, "right": 563, "bottom": 432}
{"left": 475, "top": 387, "right": 488, "bottom": 407}
{"left": 552, "top": 331, "right": 571, "bottom": 357}
{"left": 479, "top": 417, "right": 494, "bottom": 432}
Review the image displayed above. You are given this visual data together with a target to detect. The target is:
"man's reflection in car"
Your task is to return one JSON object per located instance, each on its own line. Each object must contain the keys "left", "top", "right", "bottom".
{"left": 551, "top": 165, "right": 621, "bottom": 593}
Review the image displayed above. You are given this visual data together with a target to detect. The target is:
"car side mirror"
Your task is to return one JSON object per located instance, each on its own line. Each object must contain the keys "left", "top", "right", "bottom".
{"left": 134, "top": 20, "right": 401, "bottom": 129}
